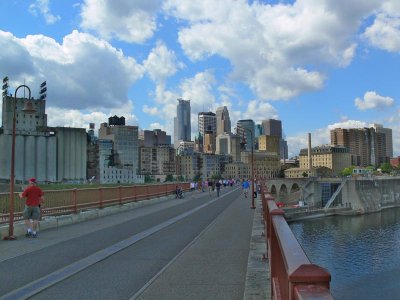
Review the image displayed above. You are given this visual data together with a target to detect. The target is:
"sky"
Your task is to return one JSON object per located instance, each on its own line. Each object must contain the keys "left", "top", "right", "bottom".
{"left": 0, "top": 0, "right": 399, "bottom": 158}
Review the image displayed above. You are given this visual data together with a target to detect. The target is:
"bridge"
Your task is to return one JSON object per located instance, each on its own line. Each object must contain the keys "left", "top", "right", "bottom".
{"left": 266, "top": 176, "right": 400, "bottom": 214}
{"left": 0, "top": 183, "right": 334, "bottom": 299}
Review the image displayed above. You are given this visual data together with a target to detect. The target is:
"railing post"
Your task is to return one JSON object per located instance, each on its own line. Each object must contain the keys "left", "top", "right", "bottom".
{"left": 99, "top": 187, "right": 103, "bottom": 209}
{"left": 289, "top": 264, "right": 331, "bottom": 299}
{"left": 72, "top": 188, "right": 77, "bottom": 214}
{"left": 119, "top": 186, "right": 122, "bottom": 205}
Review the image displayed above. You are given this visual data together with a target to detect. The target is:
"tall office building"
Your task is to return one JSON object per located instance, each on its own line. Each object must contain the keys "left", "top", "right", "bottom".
{"left": 99, "top": 118, "right": 139, "bottom": 173}
{"left": 373, "top": 124, "right": 393, "bottom": 158}
{"left": 216, "top": 106, "right": 231, "bottom": 136}
{"left": 262, "top": 119, "right": 282, "bottom": 138}
{"left": 174, "top": 98, "right": 191, "bottom": 147}
{"left": 198, "top": 112, "right": 216, "bottom": 153}
{"left": 198, "top": 112, "right": 216, "bottom": 136}
{"left": 331, "top": 127, "right": 389, "bottom": 167}
{"left": 236, "top": 119, "right": 255, "bottom": 151}
{"left": 261, "top": 119, "right": 288, "bottom": 159}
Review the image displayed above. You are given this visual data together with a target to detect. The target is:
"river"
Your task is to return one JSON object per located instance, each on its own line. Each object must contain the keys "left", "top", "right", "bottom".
{"left": 289, "top": 207, "right": 400, "bottom": 300}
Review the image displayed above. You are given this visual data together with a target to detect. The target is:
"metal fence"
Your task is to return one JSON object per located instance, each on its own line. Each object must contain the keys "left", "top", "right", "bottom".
{"left": 260, "top": 182, "right": 334, "bottom": 300}
{"left": 0, "top": 183, "right": 189, "bottom": 224}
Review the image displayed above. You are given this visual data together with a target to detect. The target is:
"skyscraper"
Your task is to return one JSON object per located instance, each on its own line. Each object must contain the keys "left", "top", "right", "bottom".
{"left": 216, "top": 106, "right": 231, "bottom": 136}
{"left": 261, "top": 119, "right": 288, "bottom": 159}
{"left": 373, "top": 124, "right": 393, "bottom": 158}
{"left": 198, "top": 112, "right": 216, "bottom": 137}
{"left": 262, "top": 119, "right": 282, "bottom": 138}
{"left": 236, "top": 119, "right": 255, "bottom": 151}
{"left": 198, "top": 112, "right": 216, "bottom": 153}
{"left": 174, "top": 98, "right": 191, "bottom": 147}
{"left": 331, "top": 127, "right": 389, "bottom": 167}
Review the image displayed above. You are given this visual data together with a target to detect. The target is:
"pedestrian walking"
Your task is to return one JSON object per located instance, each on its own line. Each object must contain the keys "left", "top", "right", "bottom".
{"left": 242, "top": 179, "right": 250, "bottom": 198}
{"left": 215, "top": 180, "right": 221, "bottom": 197}
{"left": 19, "top": 178, "right": 44, "bottom": 238}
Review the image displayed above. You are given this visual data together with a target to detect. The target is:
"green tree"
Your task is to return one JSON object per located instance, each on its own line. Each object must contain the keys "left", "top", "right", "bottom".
{"left": 211, "top": 172, "right": 222, "bottom": 180}
{"left": 278, "top": 169, "right": 285, "bottom": 178}
{"left": 380, "top": 163, "right": 393, "bottom": 174}
{"left": 177, "top": 175, "right": 185, "bottom": 182}
{"left": 164, "top": 174, "right": 174, "bottom": 182}
{"left": 302, "top": 172, "right": 308, "bottom": 178}
{"left": 340, "top": 166, "right": 355, "bottom": 177}
{"left": 193, "top": 174, "right": 202, "bottom": 182}
{"left": 144, "top": 175, "right": 153, "bottom": 183}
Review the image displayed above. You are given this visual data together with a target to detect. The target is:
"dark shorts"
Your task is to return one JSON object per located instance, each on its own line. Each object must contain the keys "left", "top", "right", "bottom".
{"left": 23, "top": 206, "right": 41, "bottom": 220}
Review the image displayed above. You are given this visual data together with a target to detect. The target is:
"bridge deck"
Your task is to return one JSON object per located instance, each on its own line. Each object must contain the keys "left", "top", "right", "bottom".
{"left": 0, "top": 188, "right": 270, "bottom": 299}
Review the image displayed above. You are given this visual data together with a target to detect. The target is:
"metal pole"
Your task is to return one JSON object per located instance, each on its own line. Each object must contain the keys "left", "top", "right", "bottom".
{"left": 250, "top": 130, "right": 255, "bottom": 209}
{"left": 5, "top": 95, "right": 17, "bottom": 240}
{"left": 5, "top": 85, "right": 31, "bottom": 240}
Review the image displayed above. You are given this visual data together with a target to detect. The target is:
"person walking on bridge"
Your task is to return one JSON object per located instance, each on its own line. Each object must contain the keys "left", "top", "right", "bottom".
{"left": 242, "top": 179, "right": 250, "bottom": 198}
{"left": 19, "top": 178, "right": 44, "bottom": 238}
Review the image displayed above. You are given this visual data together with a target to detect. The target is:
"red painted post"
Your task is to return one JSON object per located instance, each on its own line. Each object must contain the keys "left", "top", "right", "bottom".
{"left": 72, "top": 188, "right": 77, "bottom": 214}
{"left": 119, "top": 186, "right": 122, "bottom": 205}
{"left": 99, "top": 187, "right": 103, "bottom": 209}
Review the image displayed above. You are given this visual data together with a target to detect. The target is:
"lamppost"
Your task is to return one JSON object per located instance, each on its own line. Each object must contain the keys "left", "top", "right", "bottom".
{"left": 4, "top": 84, "right": 35, "bottom": 240}
{"left": 238, "top": 127, "right": 256, "bottom": 209}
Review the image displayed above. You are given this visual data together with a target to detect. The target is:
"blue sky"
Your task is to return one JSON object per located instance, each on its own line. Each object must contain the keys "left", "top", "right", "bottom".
{"left": 0, "top": 0, "right": 399, "bottom": 157}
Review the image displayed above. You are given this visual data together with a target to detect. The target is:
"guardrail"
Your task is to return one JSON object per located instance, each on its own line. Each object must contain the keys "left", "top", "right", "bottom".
{"left": 260, "top": 183, "right": 334, "bottom": 300}
{"left": 0, "top": 183, "right": 189, "bottom": 224}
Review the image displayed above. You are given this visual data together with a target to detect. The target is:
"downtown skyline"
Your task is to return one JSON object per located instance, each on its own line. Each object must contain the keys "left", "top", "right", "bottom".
{"left": 0, "top": 0, "right": 399, "bottom": 158}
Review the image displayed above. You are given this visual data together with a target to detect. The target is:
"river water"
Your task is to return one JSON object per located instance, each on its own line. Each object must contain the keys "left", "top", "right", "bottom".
{"left": 289, "top": 207, "right": 400, "bottom": 300}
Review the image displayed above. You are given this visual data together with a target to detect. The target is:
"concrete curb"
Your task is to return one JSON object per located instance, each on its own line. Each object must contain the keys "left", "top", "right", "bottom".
{"left": 244, "top": 196, "right": 271, "bottom": 299}
{"left": 0, "top": 195, "right": 174, "bottom": 239}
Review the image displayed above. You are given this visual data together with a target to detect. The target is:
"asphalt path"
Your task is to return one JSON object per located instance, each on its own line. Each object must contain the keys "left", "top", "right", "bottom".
{"left": 0, "top": 186, "right": 254, "bottom": 300}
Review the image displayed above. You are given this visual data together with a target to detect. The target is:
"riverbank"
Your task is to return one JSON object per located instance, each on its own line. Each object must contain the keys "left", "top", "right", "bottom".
{"left": 284, "top": 207, "right": 353, "bottom": 222}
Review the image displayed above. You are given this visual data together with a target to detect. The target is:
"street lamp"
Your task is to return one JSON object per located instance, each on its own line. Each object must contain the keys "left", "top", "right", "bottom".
{"left": 4, "top": 84, "right": 36, "bottom": 240}
{"left": 237, "top": 127, "right": 256, "bottom": 209}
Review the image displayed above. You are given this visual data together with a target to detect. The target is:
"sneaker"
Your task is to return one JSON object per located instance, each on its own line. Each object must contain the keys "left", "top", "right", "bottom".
{"left": 25, "top": 232, "right": 32, "bottom": 238}
{"left": 32, "top": 233, "right": 38, "bottom": 238}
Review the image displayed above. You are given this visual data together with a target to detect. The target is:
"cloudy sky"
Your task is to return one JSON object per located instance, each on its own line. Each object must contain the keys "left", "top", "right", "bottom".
{"left": 0, "top": 0, "right": 399, "bottom": 157}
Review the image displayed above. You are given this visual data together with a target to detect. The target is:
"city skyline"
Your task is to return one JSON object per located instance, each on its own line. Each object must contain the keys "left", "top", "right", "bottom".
{"left": 0, "top": 1, "right": 399, "bottom": 158}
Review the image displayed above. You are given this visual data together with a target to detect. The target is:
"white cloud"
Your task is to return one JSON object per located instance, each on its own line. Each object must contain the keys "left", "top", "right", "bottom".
{"left": 29, "top": 0, "right": 61, "bottom": 24}
{"left": 355, "top": 91, "right": 395, "bottom": 111}
{"left": 287, "top": 119, "right": 373, "bottom": 157}
{"left": 164, "top": 0, "right": 378, "bottom": 100}
{"left": 0, "top": 30, "right": 144, "bottom": 112}
{"left": 327, "top": 120, "right": 369, "bottom": 130}
{"left": 46, "top": 101, "right": 138, "bottom": 131}
{"left": 143, "top": 41, "right": 184, "bottom": 83}
{"left": 363, "top": 1, "right": 400, "bottom": 52}
{"left": 143, "top": 105, "right": 160, "bottom": 116}
{"left": 242, "top": 100, "right": 278, "bottom": 124}
{"left": 80, "top": 0, "right": 161, "bottom": 43}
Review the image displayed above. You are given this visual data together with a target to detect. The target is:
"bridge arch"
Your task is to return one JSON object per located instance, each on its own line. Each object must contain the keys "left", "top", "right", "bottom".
{"left": 290, "top": 183, "right": 300, "bottom": 194}
{"left": 270, "top": 185, "right": 277, "bottom": 198}
{"left": 278, "top": 184, "right": 288, "bottom": 201}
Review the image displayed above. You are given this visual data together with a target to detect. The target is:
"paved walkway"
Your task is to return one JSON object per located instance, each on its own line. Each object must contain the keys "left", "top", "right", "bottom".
{"left": 0, "top": 190, "right": 270, "bottom": 299}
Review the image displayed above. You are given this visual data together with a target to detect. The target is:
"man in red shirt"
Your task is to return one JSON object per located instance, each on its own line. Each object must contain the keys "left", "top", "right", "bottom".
{"left": 19, "top": 178, "right": 44, "bottom": 238}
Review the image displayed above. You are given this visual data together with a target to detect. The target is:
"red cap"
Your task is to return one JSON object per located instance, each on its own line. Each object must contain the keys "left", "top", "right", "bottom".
{"left": 28, "top": 178, "right": 36, "bottom": 183}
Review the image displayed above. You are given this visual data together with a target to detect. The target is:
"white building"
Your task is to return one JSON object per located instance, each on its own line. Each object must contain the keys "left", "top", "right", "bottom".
{"left": 0, "top": 90, "right": 86, "bottom": 183}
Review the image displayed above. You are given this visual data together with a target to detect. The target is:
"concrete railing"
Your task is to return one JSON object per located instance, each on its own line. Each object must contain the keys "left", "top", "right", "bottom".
{"left": 261, "top": 183, "right": 334, "bottom": 300}
{"left": 0, "top": 183, "right": 190, "bottom": 224}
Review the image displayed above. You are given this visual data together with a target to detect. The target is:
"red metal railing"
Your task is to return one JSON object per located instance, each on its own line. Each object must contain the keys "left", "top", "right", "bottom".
{"left": 0, "top": 183, "right": 189, "bottom": 225}
{"left": 260, "top": 183, "right": 334, "bottom": 300}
